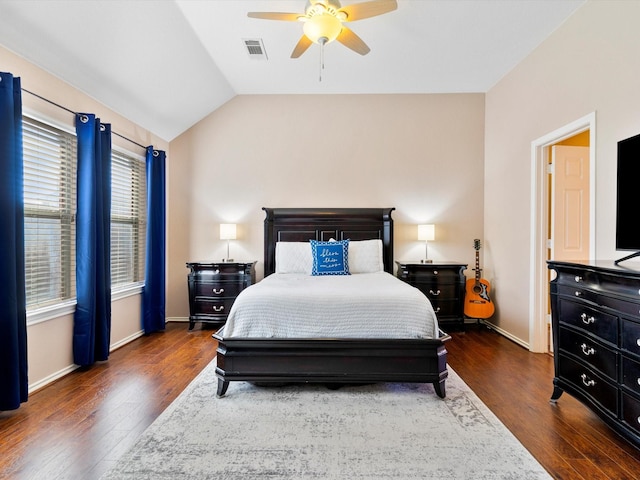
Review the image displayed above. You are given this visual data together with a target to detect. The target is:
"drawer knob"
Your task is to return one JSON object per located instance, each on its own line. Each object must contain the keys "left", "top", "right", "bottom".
{"left": 213, "top": 269, "right": 220, "bottom": 275}
{"left": 580, "top": 373, "right": 595, "bottom": 387}
{"left": 213, "top": 288, "right": 225, "bottom": 295}
{"left": 212, "top": 306, "right": 224, "bottom": 312}
{"left": 433, "top": 270, "right": 439, "bottom": 275}
{"left": 580, "top": 343, "right": 595, "bottom": 356}
{"left": 637, "top": 338, "right": 640, "bottom": 347}
{"left": 429, "top": 289, "right": 441, "bottom": 296}
{"left": 574, "top": 275, "right": 582, "bottom": 283}
{"left": 434, "top": 307, "right": 441, "bottom": 313}
{"left": 637, "top": 377, "right": 640, "bottom": 386}
{"left": 574, "top": 291, "right": 582, "bottom": 297}
{"left": 580, "top": 313, "right": 595, "bottom": 325}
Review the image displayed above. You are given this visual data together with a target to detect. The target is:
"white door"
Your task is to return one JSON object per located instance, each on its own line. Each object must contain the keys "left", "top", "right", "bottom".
{"left": 548, "top": 144, "right": 590, "bottom": 351}
{"left": 551, "top": 145, "right": 591, "bottom": 261}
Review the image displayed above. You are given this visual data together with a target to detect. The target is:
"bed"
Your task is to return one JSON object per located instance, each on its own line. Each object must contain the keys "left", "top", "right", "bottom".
{"left": 212, "top": 207, "right": 451, "bottom": 398}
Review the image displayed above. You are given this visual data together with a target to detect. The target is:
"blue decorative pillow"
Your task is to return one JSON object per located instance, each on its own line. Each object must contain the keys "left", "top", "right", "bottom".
{"left": 310, "top": 239, "right": 350, "bottom": 276}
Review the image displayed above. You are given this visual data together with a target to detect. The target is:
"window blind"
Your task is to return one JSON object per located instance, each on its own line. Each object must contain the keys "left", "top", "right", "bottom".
{"left": 111, "top": 149, "right": 147, "bottom": 288}
{"left": 23, "top": 116, "right": 77, "bottom": 309}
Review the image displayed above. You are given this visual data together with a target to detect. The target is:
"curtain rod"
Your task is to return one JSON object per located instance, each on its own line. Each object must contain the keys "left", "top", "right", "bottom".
{"left": 21, "top": 87, "right": 148, "bottom": 151}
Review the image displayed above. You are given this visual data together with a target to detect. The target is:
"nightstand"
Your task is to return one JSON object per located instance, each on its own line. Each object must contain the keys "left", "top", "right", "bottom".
{"left": 395, "top": 261, "right": 467, "bottom": 330}
{"left": 186, "top": 261, "right": 257, "bottom": 330}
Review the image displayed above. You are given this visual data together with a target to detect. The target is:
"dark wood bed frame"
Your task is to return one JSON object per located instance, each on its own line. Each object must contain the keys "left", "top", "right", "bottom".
{"left": 213, "top": 207, "right": 451, "bottom": 398}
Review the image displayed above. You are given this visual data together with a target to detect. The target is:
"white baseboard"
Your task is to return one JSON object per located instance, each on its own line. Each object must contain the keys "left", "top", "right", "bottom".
{"left": 476, "top": 320, "right": 530, "bottom": 350}
{"left": 29, "top": 364, "right": 79, "bottom": 394}
{"left": 167, "top": 317, "right": 189, "bottom": 323}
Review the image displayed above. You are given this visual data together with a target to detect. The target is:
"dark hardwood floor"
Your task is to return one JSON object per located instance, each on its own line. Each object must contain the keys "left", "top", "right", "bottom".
{"left": 1, "top": 321, "right": 639, "bottom": 479}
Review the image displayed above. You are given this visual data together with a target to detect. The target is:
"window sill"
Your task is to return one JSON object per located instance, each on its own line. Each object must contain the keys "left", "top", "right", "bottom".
{"left": 26, "top": 283, "right": 145, "bottom": 326}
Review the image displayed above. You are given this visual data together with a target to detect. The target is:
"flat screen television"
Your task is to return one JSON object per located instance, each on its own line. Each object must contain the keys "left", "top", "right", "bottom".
{"left": 615, "top": 132, "right": 640, "bottom": 264}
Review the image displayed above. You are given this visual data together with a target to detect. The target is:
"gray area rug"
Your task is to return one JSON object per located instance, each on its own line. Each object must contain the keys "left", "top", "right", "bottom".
{"left": 102, "top": 362, "right": 551, "bottom": 479}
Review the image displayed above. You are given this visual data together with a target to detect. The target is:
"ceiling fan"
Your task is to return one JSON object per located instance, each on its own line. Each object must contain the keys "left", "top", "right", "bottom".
{"left": 247, "top": 0, "right": 398, "bottom": 58}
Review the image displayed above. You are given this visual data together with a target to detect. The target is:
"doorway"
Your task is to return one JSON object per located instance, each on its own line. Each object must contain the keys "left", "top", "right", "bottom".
{"left": 529, "top": 113, "right": 596, "bottom": 353}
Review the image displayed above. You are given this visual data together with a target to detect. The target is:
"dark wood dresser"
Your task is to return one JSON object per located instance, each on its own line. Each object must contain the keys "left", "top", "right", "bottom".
{"left": 395, "top": 261, "right": 467, "bottom": 330}
{"left": 186, "top": 261, "right": 256, "bottom": 330}
{"left": 548, "top": 260, "right": 640, "bottom": 450}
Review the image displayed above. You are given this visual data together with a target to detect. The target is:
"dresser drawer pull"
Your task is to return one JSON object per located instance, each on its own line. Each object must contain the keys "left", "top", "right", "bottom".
{"left": 429, "top": 289, "right": 441, "bottom": 296}
{"left": 574, "top": 291, "right": 582, "bottom": 297}
{"left": 574, "top": 276, "right": 582, "bottom": 283}
{"left": 580, "top": 343, "right": 595, "bottom": 356}
{"left": 637, "top": 377, "right": 640, "bottom": 386}
{"left": 213, "top": 288, "right": 225, "bottom": 295}
{"left": 213, "top": 269, "right": 220, "bottom": 275}
{"left": 434, "top": 307, "right": 441, "bottom": 313}
{"left": 580, "top": 373, "right": 595, "bottom": 387}
{"left": 433, "top": 270, "right": 438, "bottom": 275}
{"left": 580, "top": 313, "right": 595, "bottom": 325}
{"left": 212, "top": 306, "right": 224, "bottom": 312}
{"left": 637, "top": 338, "right": 640, "bottom": 347}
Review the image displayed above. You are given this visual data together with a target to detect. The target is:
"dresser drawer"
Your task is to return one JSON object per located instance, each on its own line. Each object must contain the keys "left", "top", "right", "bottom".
{"left": 193, "top": 298, "right": 236, "bottom": 317}
{"left": 622, "top": 356, "right": 640, "bottom": 395}
{"left": 558, "top": 354, "right": 618, "bottom": 415}
{"left": 193, "top": 280, "right": 243, "bottom": 299}
{"left": 557, "top": 298, "right": 618, "bottom": 345}
{"left": 558, "top": 327, "right": 617, "bottom": 380}
{"left": 621, "top": 392, "right": 640, "bottom": 436}
{"left": 557, "top": 284, "right": 640, "bottom": 319}
{"left": 621, "top": 318, "right": 640, "bottom": 357}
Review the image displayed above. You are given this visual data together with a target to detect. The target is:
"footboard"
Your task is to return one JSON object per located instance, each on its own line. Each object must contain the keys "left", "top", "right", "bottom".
{"left": 212, "top": 333, "right": 451, "bottom": 398}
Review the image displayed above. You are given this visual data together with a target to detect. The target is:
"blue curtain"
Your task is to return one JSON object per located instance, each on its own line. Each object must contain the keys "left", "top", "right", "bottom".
{"left": 73, "top": 114, "right": 112, "bottom": 366}
{"left": 142, "top": 147, "right": 166, "bottom": 334}
{"left": 0, "top": 72, "right": 28, "bottom": 410}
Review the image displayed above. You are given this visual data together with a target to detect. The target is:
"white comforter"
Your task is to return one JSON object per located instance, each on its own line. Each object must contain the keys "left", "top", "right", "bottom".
{"left": 218, "top": 272, "right": 439, "bottom": 339}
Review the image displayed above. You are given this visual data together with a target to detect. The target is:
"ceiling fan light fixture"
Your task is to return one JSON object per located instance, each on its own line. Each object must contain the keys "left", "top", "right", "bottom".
{"left": 303, "top": 14, "right": 342, "bottom": 44}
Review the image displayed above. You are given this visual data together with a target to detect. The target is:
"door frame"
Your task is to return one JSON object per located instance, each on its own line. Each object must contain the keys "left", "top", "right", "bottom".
{"left": 528, "top": 112, "right": 596, "bottom": 352}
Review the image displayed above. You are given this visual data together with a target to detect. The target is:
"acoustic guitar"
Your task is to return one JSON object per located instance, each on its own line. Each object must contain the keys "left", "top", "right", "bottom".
{"left": 464, "top": 239, "right": 495, "bottom": 319}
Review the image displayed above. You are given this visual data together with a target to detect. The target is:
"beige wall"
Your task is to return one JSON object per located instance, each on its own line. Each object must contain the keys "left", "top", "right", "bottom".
{"left": 485, "top": 0, "right": 640, "bottom": 342}
{"left": 1, "top": 45, "right": 169, "bottom": 391}
{"left": 167, "top": 94, "right": 486, "bottom": 318}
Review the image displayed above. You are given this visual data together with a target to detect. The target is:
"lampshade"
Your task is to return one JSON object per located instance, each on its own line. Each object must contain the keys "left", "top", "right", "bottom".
{"left": 303, "top": 13, "right": 342, "bottom": 44}
{"left": 417, "top": 224, "right": 435, "bottom": 242}
{"left": 219, "top": 223, "right": 237, "bottom": 240}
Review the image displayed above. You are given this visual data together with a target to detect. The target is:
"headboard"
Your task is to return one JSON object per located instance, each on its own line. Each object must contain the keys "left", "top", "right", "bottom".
{"left": 263, "top": 207, "right": 395, "bottom": 276}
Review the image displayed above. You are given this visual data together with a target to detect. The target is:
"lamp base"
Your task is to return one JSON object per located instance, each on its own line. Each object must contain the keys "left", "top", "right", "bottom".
{"left": 421, "top": 259, "right": 433, "bottom": 264}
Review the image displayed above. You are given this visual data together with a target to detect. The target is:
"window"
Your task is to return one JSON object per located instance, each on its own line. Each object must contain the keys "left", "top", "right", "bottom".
{"left": 111, "top": 149, "right": 147, "bottom": 289}
{"left": 23, "top": 116, "right": 77, "bottom": 310}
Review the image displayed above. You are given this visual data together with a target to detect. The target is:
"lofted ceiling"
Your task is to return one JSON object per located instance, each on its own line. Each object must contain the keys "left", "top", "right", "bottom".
{"left": 0, "top": 0, "right": 585, "bottom": 141}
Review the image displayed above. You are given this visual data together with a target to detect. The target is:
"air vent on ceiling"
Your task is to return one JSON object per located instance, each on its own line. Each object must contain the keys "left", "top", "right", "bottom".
{"left": 243, "top": 38, "right": 268, "bottom": 60}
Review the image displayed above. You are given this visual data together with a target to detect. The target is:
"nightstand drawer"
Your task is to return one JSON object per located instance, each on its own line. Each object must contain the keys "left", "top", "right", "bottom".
{"left": 193, "top": 298, "right": 236, "bottom": 317}
{"left": 412, "top": 283, "right": 458, "bottom": 301}
{"left": 193, "top": 281, "right": 243, "bottom": 298}
{"left": 557, "top": 298, "right": 618, "bottom": 345}
{"left": 430, "top": 299, "right": 459, "bottom": 317}
{"left": 559, "top": 327, "right": 617, "bottom": 380}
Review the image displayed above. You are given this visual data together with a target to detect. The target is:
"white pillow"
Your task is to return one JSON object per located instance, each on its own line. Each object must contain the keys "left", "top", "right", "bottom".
{"left": 348, "top": 239, "right": 384, "bottom": 273}
{"left": 275, "top": 242, "right": 313, "bottom": 274}
{"left": 275, "top": 239, "right": 384, "bottom": 274}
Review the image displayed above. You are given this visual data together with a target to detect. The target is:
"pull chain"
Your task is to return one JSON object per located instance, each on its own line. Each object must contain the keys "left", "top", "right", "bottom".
{"left": 319, "top": 37, "right": 327, "bottom": 82}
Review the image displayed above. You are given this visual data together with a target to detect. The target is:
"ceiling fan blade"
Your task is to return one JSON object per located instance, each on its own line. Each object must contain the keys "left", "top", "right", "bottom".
{"left": 339, "top": 0, "right": 397, "bottom": 21}
{"left": 336, "top": 27, "right": 370, "bottom": 55}
{"left": 291, "top": 35, "right": 313, "bottom": 58}
{"left": 247, "top": 12, "right": 301, "bottom": 21}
